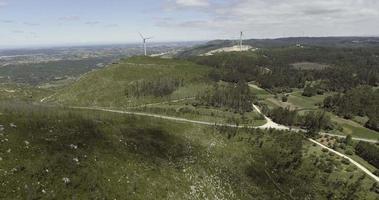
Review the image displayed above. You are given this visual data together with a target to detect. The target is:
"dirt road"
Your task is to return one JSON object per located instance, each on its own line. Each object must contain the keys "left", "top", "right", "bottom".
{"left": 72, "top": 105, "right": 379, "bottom": 182}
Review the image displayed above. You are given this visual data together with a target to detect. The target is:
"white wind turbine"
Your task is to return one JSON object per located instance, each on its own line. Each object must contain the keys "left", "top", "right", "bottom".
{"left": 239, "top": 31, "right": 244, "bottom": 51}
{"left": 139, "top": 32, "right": 153, "bottom": 56}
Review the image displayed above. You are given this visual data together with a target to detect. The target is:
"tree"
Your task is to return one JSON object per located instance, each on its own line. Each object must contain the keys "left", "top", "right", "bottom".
{"left": 282, "top": 95, "right": 288, "bottom": 102}
{"left": 365, "top": 114, "right": 379, "bottom": 131}
{"left": 302, "top": 111, "right": 331, "bottom": 137}
{"left": 197, "top": 81, "right": 255, "bottom": 114}
{"left": 302, "top": 85, "right": 317, "bottom": 97}
{"left": 345, "top": 134, "right": 353, "bottom": 146}
{"left": 269, "top": 107, "right": 297, "bottom": 127}
{"left": 355, "top": 141, "right": 379, "bottom": 168}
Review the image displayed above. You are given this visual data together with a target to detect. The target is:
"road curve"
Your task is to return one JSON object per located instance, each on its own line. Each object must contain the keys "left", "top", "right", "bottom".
{"left": 309, "top": 139, "right": 379, "bottom": 182}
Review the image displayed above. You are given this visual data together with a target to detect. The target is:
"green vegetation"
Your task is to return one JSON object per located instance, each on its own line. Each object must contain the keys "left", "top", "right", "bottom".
{"left": 0, "top": 58, "right": 111, "bottom": 86}
{"left": 323, "top": 86, "right": 379, "bottom": 131}
{"left": 191, "top": 47, "right": 379, "bottom": 91}
{"left": 2, "top": 40, "right": 379, "bottom": 199}
{"left": 355, "top": 142, "right": 379, "bottom": 169}
{"left": 0, "top": 103, "right": 377, "bottom": 199}
{"left": 291, "top": 62, "right": 330, "bottom": 70}
{"left": 126, "top": 77, "right": 183, "bottom": 97}
{"left": 128, "top": 100, "right": 266, "bottom": 127}
{"left": 253, "top": 85, "right": 378, "bottom": 140}
{"left": 315, "top": 134, "right": 378, "bottom": 175}
{"left": 329, "top": 116, "right": 379, "bottom": 140}
{"left": 53, "top": 56, "right": 212, "bottom": 107}
{"left": 197, "top": 81, "right": 254, "bottom": 113}
{"left": 267, "top": 106, "right": 332, "bottom": 135}
{"left": 0, "top": 83, "right": 52, "bottom": 102}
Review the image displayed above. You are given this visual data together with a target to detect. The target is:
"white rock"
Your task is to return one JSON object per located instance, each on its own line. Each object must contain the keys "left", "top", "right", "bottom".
{"left": 73, "top": 158, "right": 79, "bottom": 163}
{"left": 24, "top": 141, "right": 30, "bottom": 145}
{"left": 62, "top": 177, "right": 70, "bottom": 184}
{"left": 10, "top": 123, "right": 17, "bottom": 128}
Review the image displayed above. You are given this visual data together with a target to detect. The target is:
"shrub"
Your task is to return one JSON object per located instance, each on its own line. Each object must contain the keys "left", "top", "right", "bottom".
{"left": 346, "top": 165, "right": 357, "bottom": 172}
{"left": 281, "top": 96, "right": 288, "bottom": 102}
{"left": 345, "top": 149, "right": 354, "bottom": 155}
{"left": 341, "top": 158, "right": 350, "bottom": 165}
{"left": 355, "top": 141, "right": 379, "bottom": 168}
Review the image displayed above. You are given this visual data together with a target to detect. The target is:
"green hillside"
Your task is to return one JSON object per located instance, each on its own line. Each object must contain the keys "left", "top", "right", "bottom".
{"left": 0, "top": 103, "right": 377, "bottom": 199}
{"left": 52, "top": 56, "right": 211, "bottom": 108}
{"left": 0, "top": 83, "right": 52, "bottom": 102}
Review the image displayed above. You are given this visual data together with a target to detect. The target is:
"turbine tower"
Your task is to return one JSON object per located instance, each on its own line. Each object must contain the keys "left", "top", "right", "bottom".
{"left": 239, "top": 31, "right": 244, "bottom": 51}
{"left": 139, "top": 32, "right": 153, "bottom": 56}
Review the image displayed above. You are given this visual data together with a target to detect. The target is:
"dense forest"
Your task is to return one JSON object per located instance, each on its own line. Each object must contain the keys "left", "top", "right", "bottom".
{"left": 190, "top": 47, "right": 379, "bottom": 92}
{"left": 0, "top": 58, "right": 113, "bottom": 85}
{"left": 188, "top": 46, "right": 379, "bottom": 133}
{"left": 267, "top": 107, "right": 332, "bottom": 135}
{"left": 197, "top": 81, "right": 254, "bottom": 113}
{"left": 355, "top": 142, "right": 379, "bottom": 169}
{"left": 126, "top": 77, "right": 183, "bottom": 98}
{"left": 323, "top": 86, "right": 379, "bottom": 131}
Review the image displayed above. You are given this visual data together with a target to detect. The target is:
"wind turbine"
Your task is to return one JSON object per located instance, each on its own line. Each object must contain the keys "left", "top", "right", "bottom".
{"left": 239, "top": 31, "right": 244, "bottom": 51}
{"left": 139, "top": 32, "right": 153, "bottom": 56}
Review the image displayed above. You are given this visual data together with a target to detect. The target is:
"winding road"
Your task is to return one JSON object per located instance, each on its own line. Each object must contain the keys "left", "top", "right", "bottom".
{"left": 72, "top": 103, "right": 379, "bottom": 182}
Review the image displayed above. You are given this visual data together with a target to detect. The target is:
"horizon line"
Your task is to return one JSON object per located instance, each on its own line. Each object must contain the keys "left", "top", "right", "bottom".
{"left": 1, "top": 35, "right": 379, "bottom": 50}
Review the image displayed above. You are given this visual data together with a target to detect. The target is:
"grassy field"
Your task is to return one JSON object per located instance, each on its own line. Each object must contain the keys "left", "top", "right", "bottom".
{"left": 0, "top": 103, "right": 377, "bottom": 199}
{"left": 263, "top": 89, "right": 334, "bottom": 112}
{"left": 52, "top": 56, "right": 212, "bottom": 108}
{"left": 0, "top": 83, "right": 53, "bottom": 102}
{"left": 329, "top": 116, "right": 379, "bottom": 140}
{"left": 256, "top": 86, "right": 379, "bottom": 140}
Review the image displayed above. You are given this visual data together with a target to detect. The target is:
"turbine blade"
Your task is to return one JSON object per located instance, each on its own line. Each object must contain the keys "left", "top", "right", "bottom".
{"left": 139, "top": 32, "right": 144, "bottom": 39}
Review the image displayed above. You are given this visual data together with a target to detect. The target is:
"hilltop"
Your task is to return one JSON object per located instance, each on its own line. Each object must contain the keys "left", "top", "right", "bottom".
{"left": 51, "top": 56, "right": 212, "bottom": 108}
{"left": 177, "top": 37, "right": 379, "bottom": 57}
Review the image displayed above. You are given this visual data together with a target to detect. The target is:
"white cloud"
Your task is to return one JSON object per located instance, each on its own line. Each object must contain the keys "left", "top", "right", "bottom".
{"left": 59, "top": 16, "right": 81, "bottom": 21}
{"left": 159, "top": 0, "right": 379, "bottom": 38}
{"left": 85, "top": 21, "right": 100, "bottom": 25}
{"left": 165, "top": 0, "right": 209, "bottom": 9}
{"left": 104, "top": 24, "right": 119, "bottom": 28}
{"left": 175, "top": 0, "right": 209, "bottom": 7}
{"left": 12, "top": 30, "right": 25, "bottom": 34}
{"left": 24, "top": 22, "right": 40, "bottom": 26}
{"left": 0, "top": 19, "right": 14, "bottom": 23}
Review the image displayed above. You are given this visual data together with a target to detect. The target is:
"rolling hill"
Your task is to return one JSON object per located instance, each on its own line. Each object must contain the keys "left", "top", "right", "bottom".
{"left": 51, "top": 56, "right": 212, "bottom": 108}
{"left": 177, "top": 37, "right": 379, "bottom": 57}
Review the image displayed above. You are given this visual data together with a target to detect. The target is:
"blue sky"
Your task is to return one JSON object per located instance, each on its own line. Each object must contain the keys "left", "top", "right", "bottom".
{"left": 1, "top": 0, "right": 379, "bottom": 47}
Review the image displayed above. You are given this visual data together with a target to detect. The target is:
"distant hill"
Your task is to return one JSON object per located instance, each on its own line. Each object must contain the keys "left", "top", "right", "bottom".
{"left": 177, "top": 37, "right": 379, "bottom": 57}
{"left": 52, "top": 56, "right": 211, "bottom": 107}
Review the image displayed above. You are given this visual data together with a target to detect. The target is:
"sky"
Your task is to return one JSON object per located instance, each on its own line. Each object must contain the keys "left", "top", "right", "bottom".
{"left": 0, "top": 0, "right": 379, "bottom": 47}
